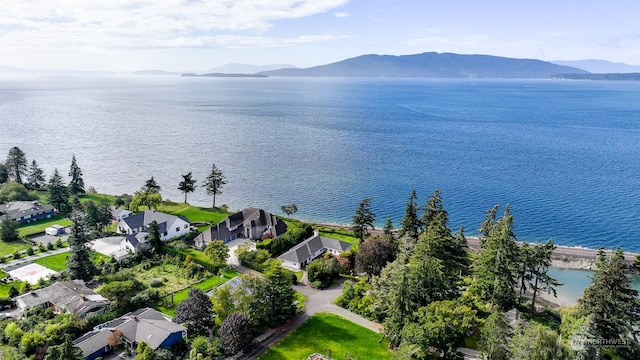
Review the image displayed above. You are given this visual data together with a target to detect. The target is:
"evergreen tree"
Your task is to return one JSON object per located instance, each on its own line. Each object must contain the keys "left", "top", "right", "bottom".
{"left": 143, "top": 176, "right": 162, "bottom": 193}
{"left": 528, "top": 240, "right": 559, "bottom": 313}
{"left": 281, "top": 203, "right": 298, "bottom": 217}
{"left": 5, "top": 146, "right": 28, "bottom": 183}
{"left": 263, "top": 261, "right": 297, "bottom": 326}
{"left": 26, "top": 159, "right": 46, "bottom": 190}
{"left": 479, "top": 310, "right": 511, "bottom": 360}
{"left": 204, "top": 163, "right": 226, "bottom": 208}
{"left": 178, "top": 172, "right": 197, "bottom": 203}
{"left": 68, "top": 155, "right": 85, "bottom": 195}
{"left": 44, "top": 335, "right": 84, "bottom": 360}
{"left": 48, "top": 168, "right": 69, "bottom": 213}
{"left": 419, "top": 189, "right": 447, "bottom": 230}
{"left": 383, "top": 214, "right": 396, "bottom": 245}
{"left": 0, "top": 216, "right": 19, "bottom": 242}
{"left": 399, "top": 189, "right": 420, "bottom": 239}
{"left": 510, "top": 321, "right": 568, "bottom": 360}
{"left": 471, "top": 205, "right": 519, "bottom": 310}
{"left": 147, "top": 220, "right": 162, "bottom": 252}
{"left": 352, "top": 197, "right": 375, "bottom": 244}
{"left": 579, "top": 247, "right": 640, "bottom": 354}
{"left": 478, "top": 204, "right": 499, "bottom": 246}
{"left": 0, "top": 162, "right": 8, "bottom": 184}
{"left": 67, "top": 210, "right": 97, "bottom": 281}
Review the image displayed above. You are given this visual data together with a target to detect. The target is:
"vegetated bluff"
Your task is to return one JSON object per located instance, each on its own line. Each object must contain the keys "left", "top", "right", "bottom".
{"left": 260, "top": 52, "right": 589, "bottom": 78}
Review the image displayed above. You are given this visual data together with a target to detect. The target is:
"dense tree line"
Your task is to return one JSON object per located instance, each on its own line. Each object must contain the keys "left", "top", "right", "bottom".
{"left": 337, "top": 189, "right": 640, "bottom": 359}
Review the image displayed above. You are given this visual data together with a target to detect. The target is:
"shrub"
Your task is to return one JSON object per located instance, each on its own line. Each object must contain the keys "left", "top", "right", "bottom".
{"left": 149, "top": 278, "right": 164, "bottom": 288}
{"left": 26, "top": 247, "right": 34, "bottom": 256}
{"left": 46, "top": 242, "right": 54, "bottom": 250}
{"left": 54, "top": 237, "right": 63, "bottom": 248}
{"left": 13, "top": 250, "right": 21, "bottom": 259}
{"left": 38, "top": 242, "right": 46, "bottom": 252}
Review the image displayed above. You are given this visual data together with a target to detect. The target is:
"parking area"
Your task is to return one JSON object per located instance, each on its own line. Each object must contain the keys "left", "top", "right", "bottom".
{"left": 90, "top": 236, "right": 129, "bottom": 260}
{"left": 30, "top": 229, "right": 71, "bottom": 246}
{"left": 5, "top": 262, "right": 58, "bottom": 285}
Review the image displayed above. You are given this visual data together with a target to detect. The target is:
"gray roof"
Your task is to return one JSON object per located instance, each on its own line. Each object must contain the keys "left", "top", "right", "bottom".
{"left": 121, "top": 210, "right": 188, "bottom": 231}
{"left": 15, "top": 280, "right": 109, "bottom": 317}
{"left": 197, "top": 208, "right": 287, "bottom": 243}
{"left": 109, "top": 206, "right": 131, "bottom": 219}
{"left": 0, "top": 201, "right": 54, "bottom": 219}
{"left": 74, "top": 308, "right": 187, "bottom": 357}
{"left": 278, "top": 235, "right": 352, "bottom": 264}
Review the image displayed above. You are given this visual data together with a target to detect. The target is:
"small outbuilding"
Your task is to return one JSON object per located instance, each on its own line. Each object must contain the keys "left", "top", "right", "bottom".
{"left": 45, "top": 224, "right": 66, "bottom": 236}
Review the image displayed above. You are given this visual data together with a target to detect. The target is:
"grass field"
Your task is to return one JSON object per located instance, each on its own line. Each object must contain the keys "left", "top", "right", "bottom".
{"left": 32, "top": 251, "right": 111, "bottom": 272}
{"left": 17, "top": 215, "right": 73, "bottom": 238}
{"left": 157, "top": 201, "right": 229, "bottom": 224}
{"left": 258, "top": 313, "right": 391, "bottom": 360}
{"left": 0, "top": 241, "right": 31, "bottom": 258}
{"left": 155, "top": 268, "right": 238, "bottom": 316}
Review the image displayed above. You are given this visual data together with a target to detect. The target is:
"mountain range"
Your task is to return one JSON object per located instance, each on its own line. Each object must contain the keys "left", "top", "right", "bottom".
{"left": 551, "top": 59, "right": 640, "bottom": 73}
{"left": 259, "top": 52, "right": 588, "bottom": 78}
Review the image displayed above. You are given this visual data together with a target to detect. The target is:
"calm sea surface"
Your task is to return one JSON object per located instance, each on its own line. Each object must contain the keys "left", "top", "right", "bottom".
{"left": 1, "top": 74, "right": 639, "bottom": 251}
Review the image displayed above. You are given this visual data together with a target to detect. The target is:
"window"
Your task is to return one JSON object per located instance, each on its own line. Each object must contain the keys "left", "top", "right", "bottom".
{"left": 176, "top": 227, "right": 180, "bottom": 232}
{"left": 184, "top": 224, "right": 188, "bottom": 229}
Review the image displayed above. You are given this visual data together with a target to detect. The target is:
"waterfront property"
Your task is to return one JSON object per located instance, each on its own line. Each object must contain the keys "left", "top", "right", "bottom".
{"left": 0, "top": 201, "right": 55, "bottom": 224}
{"left": 194, "top": 207, "right": 287, "bottom": 247}
{"left": 14, "top": 280, "right": 110, "bottom": 318}
{"left": 116, "top": 209, "right": 190, "bottom": 241}
{"left": 73, "top": 307, "right": 187, "bottom": 360}
{"left": 109, "top": 205, "right": 132, "bottom": 221}
{"left": 278, "top": 232, "right": 352, "bottom": 270}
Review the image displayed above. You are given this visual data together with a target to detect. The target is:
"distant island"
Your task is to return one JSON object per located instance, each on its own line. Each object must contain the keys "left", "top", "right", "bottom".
{"left": 552, "top": 73, "right": 640, "bottom": 81}
{"left": 132, "top": 70, "right": 182, "bottom": 75}
{"left": 181, "top": 72, "right": 268, "bottom": 78}
{"left": 259, "top": 52, "right": 589, "bottom": 79}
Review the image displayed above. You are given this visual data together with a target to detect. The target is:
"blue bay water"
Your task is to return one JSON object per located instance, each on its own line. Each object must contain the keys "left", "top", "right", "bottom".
{"left": 1, "top": 74, "right": 639, "bottom": 252}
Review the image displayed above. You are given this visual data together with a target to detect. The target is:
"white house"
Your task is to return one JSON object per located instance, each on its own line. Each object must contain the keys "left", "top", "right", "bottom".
{"left": 278, "top": 232, "right": 352, "bottom": 270}
{"left": 116, "top": 210, "right": 190, "bottom": 241}
{"left": 109, "top": 206, "right": 132, "bottom": 221}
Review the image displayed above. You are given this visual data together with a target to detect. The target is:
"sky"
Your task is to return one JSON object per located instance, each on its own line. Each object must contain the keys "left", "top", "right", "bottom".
{"left": 2, "top": 0, "right": 640, "bottom": 72}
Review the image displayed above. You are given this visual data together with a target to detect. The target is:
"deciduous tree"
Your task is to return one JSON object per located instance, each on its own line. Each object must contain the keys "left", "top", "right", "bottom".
{"left": 204, "top": 240, "right": 229, "bottom": 269}
{"left": 219, "top": 313, "right": 254, "bottom": 355}
{"left": 178, "top": 172, "right": 197, "bottom": 203}
{"left": 6, "top": 146, "right": 28, "bottom": 183}
{"left": 352, "top": 197, "right": 375, "bottom": 244}
{"left": 510, "top": 321, "right": 568, "bottom": 360}
{"left": 174, "top": 288, "right": 215, "bottom": 336}
{"left": 355, "top": 238, "right": 395, "bottom": 276}
{"left": 26, "top": 160, "right": 46, "bottom": 190}
{"left": 68, "top": 155, "right": 85, "bottom": 195}
{"left": 44, "top": 335, "right": 84, "bottom": 360}
{"left": 204, "top": 163, "right": 226, "bottom": 208}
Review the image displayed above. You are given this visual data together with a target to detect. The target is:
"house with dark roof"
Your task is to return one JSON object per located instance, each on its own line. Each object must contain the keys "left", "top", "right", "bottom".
{"left": 109, "top": 205, "right": 132, "bottom": 221}
{"left": 116, "top": 210, "right": 190, "bottom": 241}
{"left": 73, "top": 307, "right": 187, "bottom": 360}
{"left": 0, "top": 201, "right": 55, "bottom": 224}
{"left": 14, "top": 280, "right": 110, "bottom": 318}
{"left": 194, "top": 208, "right": 287, "bottom": 248}
{"left": 278, "top": 232, "right": 352, "bottom": 270}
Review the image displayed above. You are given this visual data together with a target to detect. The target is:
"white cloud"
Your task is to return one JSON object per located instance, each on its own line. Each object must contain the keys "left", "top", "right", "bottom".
{"left": 333, "top": 12, "right": 350, "bottom": 18}
{"left": 0, "top": 0, "right": 349, "bottom": 52}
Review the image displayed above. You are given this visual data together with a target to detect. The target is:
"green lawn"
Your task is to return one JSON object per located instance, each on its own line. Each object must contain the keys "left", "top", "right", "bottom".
{"left": 18, "top": 215, "right": 73, "bottom": 238}
{"left": 155, "top": 269, "right": 238, "bottom": 316}
{"left": 157, "top": 202, "right": 229, "bottom": 224}
{"left": 258, "top": 313, "right": 391, "bottom": 360}
{"left": 78, "top": 193, "right": 116, "bottom": 205}
{"left": 0, "top": 281, "right": 25, "bottom": 298}
{"left": 0, "top": 241, "right": 31, "bottom": 258}
{"left": 32, "top": 251, "right": 111, "bottom": 272}
{"left": 32, "top": 252, "right": 70, "bottom": 271}
{"left": 319, "top": 230, "right": 359, "bottom": 246}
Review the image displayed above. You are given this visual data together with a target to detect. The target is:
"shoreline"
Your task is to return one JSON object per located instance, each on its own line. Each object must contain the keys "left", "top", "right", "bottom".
{"left": 312, "top": 222, "right": 637, "bottom": 272}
